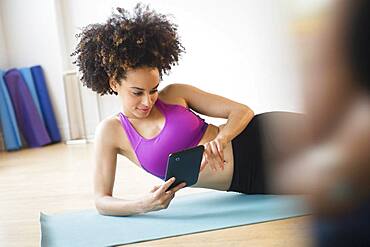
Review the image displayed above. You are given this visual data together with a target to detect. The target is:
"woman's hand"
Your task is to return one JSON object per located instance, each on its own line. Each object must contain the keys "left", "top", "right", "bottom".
{"left": 200, "top": 136, "right": 227, "bottom": 172}
{"left": 142, "top": 177, "right": 186, "bottom": 213}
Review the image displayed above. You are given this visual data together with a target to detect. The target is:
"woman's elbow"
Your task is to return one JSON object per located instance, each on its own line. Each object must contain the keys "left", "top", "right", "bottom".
{"left": 95, "top": 205, "right": 107, "bottom": 216}
{"left": 241, "top": 105, "right": 254, "bottom": 118}
{"left": 94, "top": 195, "right": 110, "bottom": 216}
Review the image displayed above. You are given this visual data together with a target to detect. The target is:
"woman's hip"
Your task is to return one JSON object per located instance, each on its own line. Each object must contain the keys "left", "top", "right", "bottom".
{"left": 228, "top": 111, "right": 306, "bottom": 194}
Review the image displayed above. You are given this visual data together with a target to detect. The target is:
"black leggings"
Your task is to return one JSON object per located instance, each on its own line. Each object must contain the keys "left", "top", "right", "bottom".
{"left": 227, "top": 111, "right": 305, "bottom": 194}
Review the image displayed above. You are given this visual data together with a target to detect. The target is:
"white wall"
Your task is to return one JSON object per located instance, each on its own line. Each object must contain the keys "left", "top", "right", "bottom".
{"left": 148, "top": 0, "right": 302, "bottom": 114}
{"left": 0, "top": 0, "right": 69, "bottom": 139}
{"left": 0, "top": 12, "right": 8, "bottom": 150}
{"left": 60, "top": 0, "right": 303, "bottom": 132}
{"left": 0, "top": 12, "right": 8, "bottom": 68}
{"left": 0, "top": 0, "right": 304, "bottom": 141}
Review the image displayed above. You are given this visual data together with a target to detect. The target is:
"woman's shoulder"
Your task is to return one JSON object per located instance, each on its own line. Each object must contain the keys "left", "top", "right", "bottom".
{"left": 159, "top": 83, "right": 191, "bottom": 107}
{"left": 95, "top": 114, "right": 130, "bottom": 152}
{"left": 96, "top": 115, "right": 121, "bottom": 133}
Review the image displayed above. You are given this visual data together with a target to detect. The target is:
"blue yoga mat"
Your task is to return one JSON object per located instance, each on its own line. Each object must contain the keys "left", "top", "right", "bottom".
{"left": 4, "top": 69, "right": 51, "bottom": 147}
{"left": 0, "top": 70, "right": 22, "bottom": 150}
{"left": 20, "top": 67, "right": 44, "bottom": 123}
{"left": 40, "top": 191, "right": 309, "bottom": 247}
{"left": 30, "top": 65, "right": 61, "bottom": 143}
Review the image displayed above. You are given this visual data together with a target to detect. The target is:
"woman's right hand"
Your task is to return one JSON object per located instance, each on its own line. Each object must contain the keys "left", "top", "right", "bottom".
{"left": 142, "top": 177, "right": 186, "bottom": 213}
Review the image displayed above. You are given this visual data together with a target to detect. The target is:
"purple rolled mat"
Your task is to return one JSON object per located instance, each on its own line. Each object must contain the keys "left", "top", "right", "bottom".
{"left": 4, "top": 69, "right": 51, "bottom": 147}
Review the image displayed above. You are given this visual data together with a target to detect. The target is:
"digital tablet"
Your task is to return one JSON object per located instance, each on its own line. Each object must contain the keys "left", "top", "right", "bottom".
{"left": 164, "top": 145, "right": 205, "bottom": 191}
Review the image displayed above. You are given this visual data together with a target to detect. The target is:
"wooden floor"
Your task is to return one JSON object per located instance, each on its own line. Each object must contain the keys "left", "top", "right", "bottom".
{"left": 0, "top": 143, "right": 313, "bottom": 246}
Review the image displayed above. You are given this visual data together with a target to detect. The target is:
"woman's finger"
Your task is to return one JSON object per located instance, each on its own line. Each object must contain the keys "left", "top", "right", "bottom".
{"left": 169, "top": 182, "right": 187, "bottom": 194}
{"left": 216, "top": 140, "right": 224, "bottom": 161}
{"left": 209, "top": 142, "right": 222, "bottom": 171}
{"left": 165, "top": 193, "right": 176, "bottom": 207}
{"left": 150, "top": 185, "right": 161, "bottom": 193}
{"left": 216, "top": 145, "right": 225, "bottom": 170}
{"left": 203, "top": 143, "right": 211, "bottom": 157}
{"left": 200, "top": 154, "right": 208, "bottom": 172}
{"left": 158, "top": 177, "right": 176, "bottom": 194}
{"left": 205, "top": 145, "right": 217, "bottom": 171}
{"left": 212, "top": 141, "right": 224, "bottom": 170}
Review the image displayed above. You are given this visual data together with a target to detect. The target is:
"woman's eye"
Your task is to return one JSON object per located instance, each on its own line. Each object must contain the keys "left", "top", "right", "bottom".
{"left": 132, "top": 90, "right": 157, "bottom": 96}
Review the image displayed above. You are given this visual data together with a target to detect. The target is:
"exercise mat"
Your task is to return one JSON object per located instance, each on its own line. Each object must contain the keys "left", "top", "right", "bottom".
{"left": 0, "top": 70, "right": 22, "bottom": 150}
{"left": 40, "top": 191, "right": 309, "bottom": 247}
{"left": 4, "top": 68, "right": 51, "bottom": 147}
{"left": 20, "top": 67, "right": 44, "bottom": 122}
{"left": 31, "top": 65, "right": 61, "bottom": 142}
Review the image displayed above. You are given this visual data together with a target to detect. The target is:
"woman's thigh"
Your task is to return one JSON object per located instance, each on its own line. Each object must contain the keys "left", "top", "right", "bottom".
{"left": 257, "top": 112, "right": 308, "bottom": 193}
{"left": 257, "top": 111, "right": 308, "bottom": 165}
{"left": 229, "top": 111, "right": 308, "bottom": 194}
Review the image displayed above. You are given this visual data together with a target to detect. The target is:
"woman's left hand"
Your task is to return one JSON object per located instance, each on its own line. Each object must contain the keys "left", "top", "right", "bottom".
{"left": 200, "top": 136, "right": 227, "bottom": 172}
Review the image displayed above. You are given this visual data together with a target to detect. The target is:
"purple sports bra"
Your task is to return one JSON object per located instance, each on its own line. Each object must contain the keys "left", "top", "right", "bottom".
{"left": 119, "top": 98, "right": 208, "bottom": 179}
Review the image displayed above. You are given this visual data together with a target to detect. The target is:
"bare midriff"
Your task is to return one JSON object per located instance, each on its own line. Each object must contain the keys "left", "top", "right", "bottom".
{"left": 192, "top": 124, "right": 234, "bottom": 191}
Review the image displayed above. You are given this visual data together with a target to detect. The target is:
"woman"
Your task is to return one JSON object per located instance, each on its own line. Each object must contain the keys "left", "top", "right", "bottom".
{"left": 72, "top": 4, "right": 304, "bottom": 216}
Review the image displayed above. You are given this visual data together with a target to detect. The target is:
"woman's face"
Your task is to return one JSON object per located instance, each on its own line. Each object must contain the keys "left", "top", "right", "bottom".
{"left": 111, "top": 67, "right": 160, "bottom": 119}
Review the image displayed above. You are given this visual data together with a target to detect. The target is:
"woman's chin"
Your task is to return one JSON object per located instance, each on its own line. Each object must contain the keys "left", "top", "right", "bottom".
{"left": 135, "top": 108, "right": 151, "bottom": 118}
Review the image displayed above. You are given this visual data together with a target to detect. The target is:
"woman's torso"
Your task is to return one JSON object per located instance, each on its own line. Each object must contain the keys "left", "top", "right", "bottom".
{"left": 112, "top": 93, "right": 234, "bottom": 191}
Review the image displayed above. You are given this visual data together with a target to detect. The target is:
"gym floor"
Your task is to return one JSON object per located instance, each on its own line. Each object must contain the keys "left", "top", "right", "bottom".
{"left": 0, "top": 143, "right": 313, "bottom": 246}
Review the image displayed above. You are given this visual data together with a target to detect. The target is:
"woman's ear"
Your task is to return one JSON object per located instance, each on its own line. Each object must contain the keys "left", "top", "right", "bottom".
{"left": 109, "top": 78, "right": 119, "bottom": 92}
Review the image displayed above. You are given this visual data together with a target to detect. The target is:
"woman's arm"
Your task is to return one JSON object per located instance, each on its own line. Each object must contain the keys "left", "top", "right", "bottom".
{"left": 163, "top": 83, "right": 254, "bottom": 171}
{"left": 165, "top": 84, "right": 254, "bottom": 139}
{"left": 94, "top": 119, "right": 143, "bottom": 216}
{"left": 94, "top": 119, "right": 185, "bottom": 216}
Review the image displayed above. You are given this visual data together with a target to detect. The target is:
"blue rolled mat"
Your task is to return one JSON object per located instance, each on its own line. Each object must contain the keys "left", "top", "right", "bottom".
{"left": 0, "top": 70, "right": 22, "bottom": 150}
{"left": 4, "top": 69, "right": 51, "bottom": 147}
{"left": 30, "top": 65, "right": 61, "bottom": 142}
{"left": 20, "top": 67, "right": 44, "bottom": 123}
{"left": 40, "top": 191, "right": 309, "bottom": 247}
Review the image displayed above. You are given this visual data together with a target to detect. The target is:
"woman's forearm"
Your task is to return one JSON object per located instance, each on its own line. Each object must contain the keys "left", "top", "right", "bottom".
{"left": 95, "top": 195, "right": 147, "bottom": 216}
{"left": 217, "top": 106, "right": 254, "bottom": 143}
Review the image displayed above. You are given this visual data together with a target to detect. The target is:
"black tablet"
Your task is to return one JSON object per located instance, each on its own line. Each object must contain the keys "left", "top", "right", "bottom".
{"left": 164, "top": 145, "right": 205, "bottom": 191}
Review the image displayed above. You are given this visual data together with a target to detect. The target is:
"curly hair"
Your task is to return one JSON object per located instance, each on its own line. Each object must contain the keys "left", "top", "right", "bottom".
{"left": 71, "top": 3, "right": 185, "bottom": 95}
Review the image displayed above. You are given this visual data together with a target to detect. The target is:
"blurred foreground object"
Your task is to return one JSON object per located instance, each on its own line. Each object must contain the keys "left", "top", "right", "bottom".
{"left": 265, "top": 0, "right": 369, "bottom": 246}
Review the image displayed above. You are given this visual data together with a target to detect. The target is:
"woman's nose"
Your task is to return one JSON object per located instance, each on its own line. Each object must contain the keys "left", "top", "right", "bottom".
{"left": 142, "top": 93, "right": 152, "bottom": 106}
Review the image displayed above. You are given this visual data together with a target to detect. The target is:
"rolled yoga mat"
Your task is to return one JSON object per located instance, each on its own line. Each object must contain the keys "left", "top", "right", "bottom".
{"left": 40, "top": 191, "right": 309, "bottom": 247}
{"left": 30, "top": 65, "right": 61, "bottom": 143}
{"left": 4, "top": 69, "right": 51, "bottom": 147}
{"left": 20, "top": 67, "right": 44, "bottom": 123}
{"left": 0, "top": 70, "right": 22, "bottom": 150}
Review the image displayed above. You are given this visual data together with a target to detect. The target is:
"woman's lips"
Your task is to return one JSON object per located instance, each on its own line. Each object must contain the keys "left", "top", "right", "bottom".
{"left": 137, "top": 107, "right": 150, "bottom": 113}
